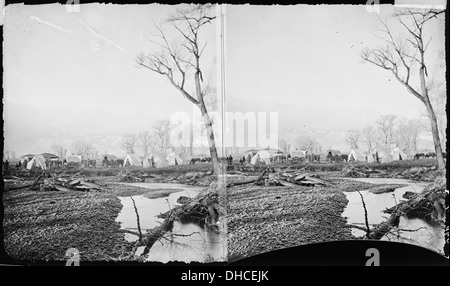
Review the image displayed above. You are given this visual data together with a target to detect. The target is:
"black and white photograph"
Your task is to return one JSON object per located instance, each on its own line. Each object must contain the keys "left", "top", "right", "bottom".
{"left": 1, "top": 0, "right": 448, "bottom": 268}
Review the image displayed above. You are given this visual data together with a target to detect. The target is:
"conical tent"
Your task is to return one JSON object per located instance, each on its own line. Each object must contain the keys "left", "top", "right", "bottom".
{"left": 167, "top": 152, "right": 183, "bottom": 166}
{"left": 367, "top": 152, "right": 376, "bottom": 163}
{"left": 371, "top": 146, "right": 393, "bottom": 163}
{"left": 348, "top": 149, "right": 366, "bottom": 162}
{"left": 391, "top": 147, "right": 407, "bottom": 161}
{"left": 123, "top": 154, "right": 142, "bottom": 167}
{"left": 251, "top": 150, "right": 271, "bottom": 165}
{"left": 27, "top": 154, "right": 47, "bottom": 170}
{"left": 142, "top": 156, "right": 151, "bottom": 168}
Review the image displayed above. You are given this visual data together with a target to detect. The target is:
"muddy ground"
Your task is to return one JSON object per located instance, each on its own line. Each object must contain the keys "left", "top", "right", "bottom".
{"left": 225, "top": 172, "right": 412, "bottom": 262}
{"left": 2, "top": 160, "right": 443, "bottom": 263}
{"left": 2, "top": 174, "right": 204, "bottom": 262}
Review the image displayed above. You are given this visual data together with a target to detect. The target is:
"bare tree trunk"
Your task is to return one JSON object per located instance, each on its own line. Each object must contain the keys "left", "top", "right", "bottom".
{"left": 198, "top": 100, "right": 220, "bottom": 174}
{"left": 424, "top": 99, "right": 445, "bottom": 170}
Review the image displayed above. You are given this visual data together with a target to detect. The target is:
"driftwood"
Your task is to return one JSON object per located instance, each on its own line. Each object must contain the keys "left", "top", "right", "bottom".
{"left": 130, "top": 191, "right": 219, "bottom": 258}
{"left": 226, "top": 165, "right": 326, "bottom": 188}
{"left": 118, "top": 169, "right": 145, "bottom": 182}
{"left": 366, "top": 178, "right": 446, "bottom": 240}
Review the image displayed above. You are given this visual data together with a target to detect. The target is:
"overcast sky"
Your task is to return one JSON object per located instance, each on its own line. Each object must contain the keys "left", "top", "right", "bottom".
{"left": 226, "top": 4, "right": 445, "bottom": 133}
{"left": 3, "top": 2, "right": 446, "bottom": 155}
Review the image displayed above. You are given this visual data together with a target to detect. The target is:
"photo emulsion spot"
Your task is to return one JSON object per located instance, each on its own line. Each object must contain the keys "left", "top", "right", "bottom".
{"left": 2, "top": 1, "right": 448, "bottom": 267}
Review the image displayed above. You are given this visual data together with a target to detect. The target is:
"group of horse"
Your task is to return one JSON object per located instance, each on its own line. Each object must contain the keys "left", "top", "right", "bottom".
{"left": 189, "top": 156, "right": 213, "bottom": 165}
{"left": 413, "top": 152, "right": 447, "bottom": 160}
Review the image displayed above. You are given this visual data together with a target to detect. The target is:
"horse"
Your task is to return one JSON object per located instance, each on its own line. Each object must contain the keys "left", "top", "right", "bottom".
{"left": 190, "top": 158, "right": 201, "bottom": 165}
{"left": 414, "top": 153, "right": 425, "bottom": 160}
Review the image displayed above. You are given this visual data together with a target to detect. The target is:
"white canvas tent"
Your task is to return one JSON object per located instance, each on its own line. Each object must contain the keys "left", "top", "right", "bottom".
{"left": 371, "top": 146, "right": 393, "bottom": 163}
{"left": 167, "top": 152, "right": 183, "bottom": 166}
{"left": 142, "top": 156, "right": 151, "bottom": 168}
{"left": 348, "top": 149, "right": 366, "bottom": 162}
{"left": 123, "top": 154, "right": 142, "bottom": 167}
{"left": 66, "top": 155, "right": 83, "bottom": 163}
{"left": 367, "top": 152, "right": 376, "bottom": 163}
{"left": 27, "top": 154, "right": 47, "bottom": 170}
{"left": 149, "top": 150, "right": 168, "bottom": 168}
{"left": 251, "top": 150, "right": 272, "bottom": 165}
{"left": 391, "top": 147, "right": 407, "bottom": 161}
{"left": 289, "top": 149, "right": 306, "bottom": 158}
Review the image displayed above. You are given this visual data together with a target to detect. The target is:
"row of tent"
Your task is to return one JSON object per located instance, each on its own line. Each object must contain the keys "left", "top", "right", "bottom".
{"left": 20, "top": 152, "right": 185, "bottom": 170}
{"left": 348, "top": 146, "right": 407, "bottom": 163}
{"left": 123, "top": 152, "right": 183, "bottom": 168}
{"left": 243, "top": 146, "right": 408, "bottom": 165}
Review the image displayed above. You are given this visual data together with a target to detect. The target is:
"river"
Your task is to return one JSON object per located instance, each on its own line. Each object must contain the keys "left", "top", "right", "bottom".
{"left": 342, "top": 178, "right": 446, "bottom": 256}
{"left": 115, "top": 183, "right": 226, "bottom": 263}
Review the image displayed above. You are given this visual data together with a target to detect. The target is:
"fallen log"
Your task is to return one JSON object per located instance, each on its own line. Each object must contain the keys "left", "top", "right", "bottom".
{"left": 4, "top": 183, "right": 34, "bottom": 192}
{"left": 367, "top": 177, "right": 446, "bottom": 240}
{"left": 131, "top": 191, "right": 219, "bottom": 258}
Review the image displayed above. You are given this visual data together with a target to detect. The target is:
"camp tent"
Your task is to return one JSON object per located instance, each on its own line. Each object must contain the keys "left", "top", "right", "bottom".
{"left": 244, "top": 149, "right": 258, "bottom": 157}
{"left": 289, "top": 149, "right": 306, "bottom": 158}
{"left": 142, "top": 156, "right": 151, "bottom": 168}
{"left": 391, "top": 147, "right": 408, "bottom": 161}
{"left": 251, "top": 150, "right": 271, "bottom": 165}
{"left": 348, "top": 149, "right": 367, "bottom": 162}
{"left": 41, "top": 153, "right": 59, "bottom": 161}
{"left": 66, "top": 155, "right": 83, "bottom": 163}
{"left": 148, "top": 150, "right": 168, "bottom": 168}
{"left": 265, "top": 148, "right": 283, "bottom": 156}
{"left": 371, "top": 146, "right": 393, "bottom": 163}
{"left": 123, "top": 154, "right": 142, "bottom": 167}
{"left": 151, "top": 155, "right": 168, "bottom": 168}
{"left": 27, "top": 154, "right": 47, "bottom": 170}
{"left": 167, "top": 152, "right": 183, "bottom": 166}
{"left": 367, "top": 152, "right": 376, "bottom": 163}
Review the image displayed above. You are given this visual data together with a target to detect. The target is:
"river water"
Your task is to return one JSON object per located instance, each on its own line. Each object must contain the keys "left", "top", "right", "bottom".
{"left": 115, "top": 183, "right": 226, "bottom": 263}
{"left": 342, "top": 178, "right": 446, "bottom": 256}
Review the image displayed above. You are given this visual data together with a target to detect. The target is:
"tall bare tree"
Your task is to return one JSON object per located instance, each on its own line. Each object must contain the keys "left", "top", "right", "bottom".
{"left": 72, "top": 140, "right": 96, "bottom": 159}
{"left": 361, "top": 126, "right": 379, "bottom": 153}
{"left": 136, "top": 4, "right": 221, "bottom": 173}
{"left": 279, "top": 138, "right": 291, "bottom": 155}
{"left": 361, "top": 9, "right": 446, "bottom": 169}
{"left": 152, "top": 119, "right": 172, "bottom": 156}
{"left": 375, "top": 114, "right": 397, "bottom": 150}
{"left": 137, "top": 130, "right": 157, "bottom": 158}
{"left": 345, "top": 129, "right": 362, "bottom": 149}
{"left": 294, "top": 135, "right": 321, "bottom": 154}
{"left": 394, "top": 118, "right": 421, "bottom": 153}
{"left": 121, "top": 135, "right": 137, "bottom": 154}
{"left": 51, "top": 141, "right": 67, "bottom": 161}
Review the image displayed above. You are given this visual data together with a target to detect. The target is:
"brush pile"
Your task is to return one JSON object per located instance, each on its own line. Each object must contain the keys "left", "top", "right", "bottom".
{"left": 341, "top": 164, "right": 386, "bottom": 178}
{"left": 227, "top": 166, "right": 328, "bottom": 188}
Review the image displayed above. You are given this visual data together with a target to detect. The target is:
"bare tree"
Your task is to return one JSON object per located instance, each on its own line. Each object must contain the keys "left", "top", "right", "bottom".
{"left": 361, "top": 8, "right": 446, "bottom": 169}
{"left": 345, "top": 129, "right": 362, "bottom": 149}
{"left": 136, "top": 4, "right": 221, "bottom": 173}
{"left": 72, "top": 140, "right": 96, "bottom": 159}
{"left": 51, "top": 141, "right": 67, "bottom": 161}
{"left": 375, "top": 114, "right": 397, "bottom": 150}
{"left": 153, "top": 119, "right": 172, "bottom": 155}
{"left": 137, "top": 130, "right": 157, "bottom": 158}
{"left": 279, "top": 138, "right": 291, "bottom": 155}
{"left": 121, "top": 135, "right": 137, "bottom": 154}
{"left": 361, "top": 126, "right": 379, "bottom": 153}
{"left": 394, "top": 118, "right": 421, "bottom": 153}
{"left": 294, "top": 135, "right": 321, "bottom": 154}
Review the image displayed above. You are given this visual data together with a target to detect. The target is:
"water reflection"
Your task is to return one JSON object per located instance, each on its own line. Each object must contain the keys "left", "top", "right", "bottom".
{"left": 115, "top": 183, "right": 225, "bottom": 263}
{"left": 342, "top": 178, "right": 445, "bottom": 256}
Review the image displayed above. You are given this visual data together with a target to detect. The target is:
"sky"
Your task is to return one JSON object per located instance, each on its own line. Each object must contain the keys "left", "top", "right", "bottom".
{"left": 2, "top": 2, "right": 446, "bottom": 156}
{"left": 225, "top": 4, "right": 445, "bottom": 132}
